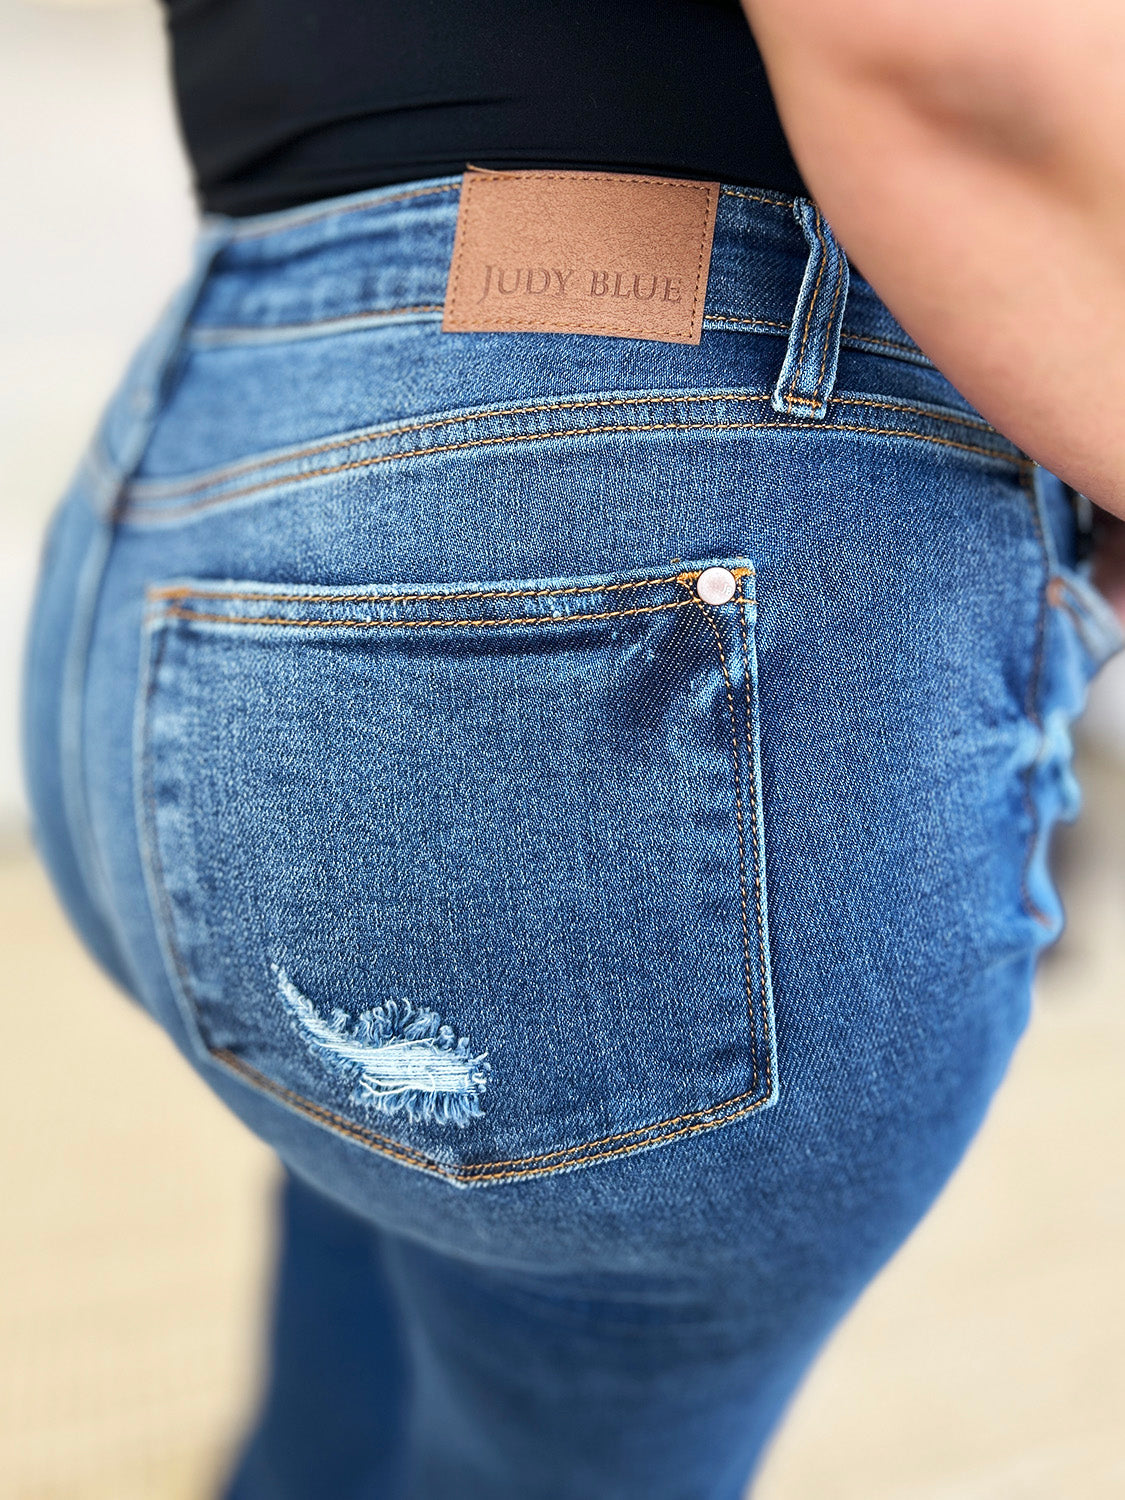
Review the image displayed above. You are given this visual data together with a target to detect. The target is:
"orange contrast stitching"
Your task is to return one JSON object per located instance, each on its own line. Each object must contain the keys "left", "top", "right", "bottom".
{"left": 708, "top": 313, "right": 925, "bottom": 361}
{"left": 736, "top": 592, "right": 773, "bottom": 1097}
{"left": 205, "top": 570, "right": 773, "bottom": 1183}
{"left": 128, "top": 392, "right": 1002, "bottom": 504}
{"left": 835, "top": 397, "right": 994, "bottom": 434}
{"left": 149, "top": 572, "right": 690, "bottom": 606}
{"left": 211, "top": 1051, "right": 462, "bottom": 1173}
{"left": 222, "top": 176, "right": 787, "bottom": 255}
{"left": 159, "top": 598, "right": 719, "bottom": 631}
{"left": 126, "top": 419, "right": 1017, "bottom": 522}
{"left": 154, "top": 566, "right": 754, "bottom": 609}
{"left": 441, "top": 317, "right": 708, "bottom": 338}
{"left": 243, "top": 564, "right": 774, "bottom": 1170}
{"left": 143, "top": 563, "right": 773, "bottom": 1183}
{"left": 843, "top": 330, "right": 924, "bottom": 356}
{"left": 704, "top": 314, "right": 789, "bottom": 332}
{"left": 462, "top": 1090, "right": 774, "bottom": 1180}
{"left": 784, "top": 209, "right": 827, "bottom": 409}
{"left": 677, "top": 579, "right": 758, "bottom": 1098}
{"left": 213, "top": 1048, "right": 776, "bottom": 1183}
{"left": 191, "top": 307, "right": 918, "bottom": 352}
{"left": 130, "top": 393, "right": 787, "bottom": 500}
{"left": 811, "top": 238, "right": 847, "bottom": 404}
{"left": 719, "top": 187, "right": 792, "bottom": 208}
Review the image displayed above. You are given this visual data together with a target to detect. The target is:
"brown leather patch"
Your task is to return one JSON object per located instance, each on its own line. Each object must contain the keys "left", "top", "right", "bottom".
{"left": 442, "top": 168, "right": 719, "bottom": 344}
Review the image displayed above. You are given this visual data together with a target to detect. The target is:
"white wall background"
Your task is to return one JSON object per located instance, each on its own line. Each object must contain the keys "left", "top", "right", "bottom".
{"left": 2, "top": 0, "right": 1124, "bottom": 836}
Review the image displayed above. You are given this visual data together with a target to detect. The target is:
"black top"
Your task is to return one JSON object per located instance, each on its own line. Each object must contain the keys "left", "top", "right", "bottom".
{"left": 161, "top": 0, "right": 807, "bottom": 217}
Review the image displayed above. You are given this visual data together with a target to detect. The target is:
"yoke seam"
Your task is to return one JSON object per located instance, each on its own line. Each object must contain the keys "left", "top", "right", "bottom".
{"left": 226, "top": 180, "right": 790, "bottom": 250}
{"left": 125, "top": 419, "right": 1019, "bottom": 521}
{"left": 190, "top": 305, "right": 446, "bottom": 338}
{"left": 229, "top": 182, "right": 460, "bottom": 241}
{"left": 187, "top": 308, "right": 928, "bottom": 366}
{"left": 128, "top": 391, "right": 1001, "bottom": 503}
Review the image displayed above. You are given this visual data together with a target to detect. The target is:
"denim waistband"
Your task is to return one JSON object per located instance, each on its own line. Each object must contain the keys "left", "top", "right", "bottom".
{"left": 189, "top": 175, "right": 929, "bottom": 372}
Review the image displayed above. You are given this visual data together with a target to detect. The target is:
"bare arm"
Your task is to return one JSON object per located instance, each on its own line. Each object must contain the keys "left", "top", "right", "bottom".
{"left": 741, "top": 0, "right": 1125, "bottom": 519}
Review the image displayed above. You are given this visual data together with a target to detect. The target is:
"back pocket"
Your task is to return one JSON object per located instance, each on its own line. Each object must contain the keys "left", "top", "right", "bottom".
{"left": 138, "top": 556, "right": 777, "bottom": 1185}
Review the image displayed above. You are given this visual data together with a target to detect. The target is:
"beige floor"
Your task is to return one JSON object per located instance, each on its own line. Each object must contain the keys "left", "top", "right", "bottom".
{"left": 1, "top": 749, "right": 1123, "bottom": 1500}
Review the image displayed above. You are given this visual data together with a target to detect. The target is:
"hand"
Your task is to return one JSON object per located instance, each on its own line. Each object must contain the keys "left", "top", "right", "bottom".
{"left": 741, "top": 1, "right": 1125, "bottom": 519}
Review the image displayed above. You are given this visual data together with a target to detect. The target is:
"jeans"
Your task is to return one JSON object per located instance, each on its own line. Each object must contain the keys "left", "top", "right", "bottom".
{"left": 21, "top": 176, "right": 1124, "bottom": 1499}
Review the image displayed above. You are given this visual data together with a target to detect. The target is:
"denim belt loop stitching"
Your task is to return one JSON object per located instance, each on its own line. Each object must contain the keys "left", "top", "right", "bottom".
{"left": 770, "top": 199, "right": 850, "bottom": 421}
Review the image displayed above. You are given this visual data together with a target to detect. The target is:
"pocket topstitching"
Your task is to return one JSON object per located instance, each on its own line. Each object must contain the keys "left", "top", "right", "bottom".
{"left": 136, "top": 555, "right": 777, "bottom": 1184}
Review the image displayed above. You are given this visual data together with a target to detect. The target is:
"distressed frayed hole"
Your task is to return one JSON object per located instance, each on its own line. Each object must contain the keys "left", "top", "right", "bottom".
{"left": 274, "top": 966, "right": 490, "bottom": 1127}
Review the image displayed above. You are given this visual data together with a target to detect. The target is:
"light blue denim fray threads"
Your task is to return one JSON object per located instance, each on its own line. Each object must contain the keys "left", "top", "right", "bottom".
{"left": 276, "top": 965, "right": 490, "bottom": 1126}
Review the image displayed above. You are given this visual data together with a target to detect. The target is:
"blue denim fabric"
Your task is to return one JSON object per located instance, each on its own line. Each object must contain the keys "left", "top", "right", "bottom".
{"left": 22, "top": 176, "right": 1123, "bottom": 1499}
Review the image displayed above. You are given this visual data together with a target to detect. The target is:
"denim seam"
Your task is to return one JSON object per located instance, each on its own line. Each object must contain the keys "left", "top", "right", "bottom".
{"left": 736, "top": 587, "right": 773, "bottom": 1089}
{"left": 705, "top": 315, "right": 789, "bottom": 334}
{"left": 79, "top": 439, "right": 124, "bottom": 514}
{"left": 59, "top": 225, "right": 233, "bottom": 1000}
{"left": 190, "top": 304, "right": 446, "bottom": 340}
{"left": 188, "top": 312, "right": 929, "bottom": 368}
{"left": 226, "top": 180, "right": 790, "bottom": 250}
{"left": 58, "top": 524, "right": 121, "bottom": 954}
{"left": 147, "top": 571, "right": 692, "bottom": 606}
{"left": 1017, "top": 461, "right": 1055, "bottom": 929}
{"left": 682, "top": 583, "right": 757, "bottom": 1097}
{"left": 811, "top": 234, "right": 848, "bottom": 405}
{"left": 783, "top": 208, "right": 827, "bottom": 409}
{"left": 228, "top": 182, "right": 460, "bottom": 241}
{"left": 128, "top": 392, "right": 1003, "bottom": 503}
{"left": 1047, "top": 582, "right": 1090, "bottom": 642}
{"left": 191, "top": 311, "right": 783, "bottom": 345}
{"left": 834, "top": 329, "right": 925, "bottom": 357}
{"left": 1047, "top": 575, "right": 1125, "bottom": 663}
{"left": 208, "top": 1048, "right": 779, "bottom": 1183}
{"left": 157, "top": 597, "right": 709, "bottom": 631}
{"left": 775, "top": 203, "right": 850, "bottom": 420}
{"left": 124, "top": 419, "right": 1019, "bottom": 523}
{"left": 719, "top": 187, "right": 793, "bottom": 209}
{"left": 139, "top": 570, "right": 775, "bottom": 1184}
{"left": 136, "top": 621, "right": 219, "bottom": 1060}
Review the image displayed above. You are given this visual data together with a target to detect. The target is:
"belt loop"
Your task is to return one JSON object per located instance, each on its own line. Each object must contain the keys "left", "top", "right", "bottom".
{"left": 771, "top": 199, "right": 850, "bottom": 421}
